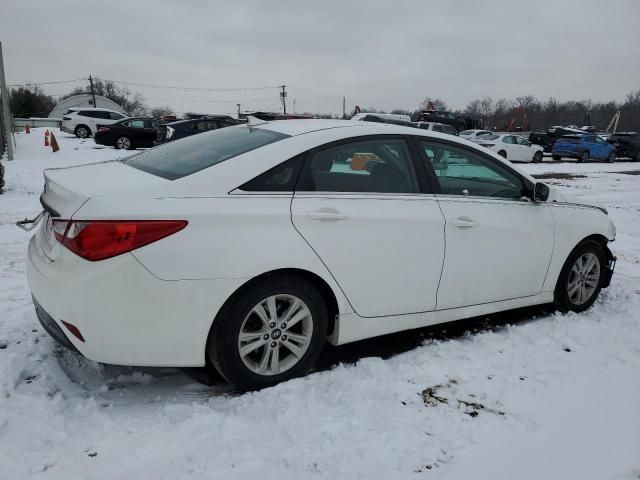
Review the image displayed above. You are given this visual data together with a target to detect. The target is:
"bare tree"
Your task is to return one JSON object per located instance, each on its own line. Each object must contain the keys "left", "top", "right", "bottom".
{"left": 419, "top": 97, "right": 448, "bottom": 111}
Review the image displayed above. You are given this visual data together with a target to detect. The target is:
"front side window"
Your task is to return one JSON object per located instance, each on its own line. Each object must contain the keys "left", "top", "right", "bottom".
{"left": 298, "top": 138, "right": 419, "bottom": 194}
{"left": 129, "top": 119, "right": 145, "bottom": 128}
{"left": 122, "top": 126, "right": 289, "bottom": 180}
{"left": 420, "top": 141, "right": 525, "bottom": 199}
{"left": 502, "top": 136, "right": 515, "bottom": 144}
{"left": 515, "top": 136, "right": 530, "bottom": 145}
{"left": 110, "top": 112, "right": 124, "bottom": 120}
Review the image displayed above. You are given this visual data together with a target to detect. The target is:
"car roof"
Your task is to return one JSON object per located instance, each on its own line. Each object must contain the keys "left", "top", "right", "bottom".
{"left": 167, "top": 115, "right": 232, "bottom": 125}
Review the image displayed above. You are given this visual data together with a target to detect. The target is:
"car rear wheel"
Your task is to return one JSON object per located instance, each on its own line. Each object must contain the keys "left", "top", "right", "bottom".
{"left": 607, "top": 152, "right": 616, "bottom": 163}
{"left": 207, "top": 275, "right": 328, "bottom": 390}
{"left": 634, "top": 151, "right": 640, "bottom": 162}
{"left": 115, "top": 136, "right": 132, "bottom": 150}
{"left": 533, "top": 151, "right": 543, "bottom": 163}
{"left": 74, "top": 125, "right": 90, "bottom": 138}
{"left": 552, "top": 154, "right": 561, "bottom": 161}
{"left": 554, "top": 240, "right": 606, "bottom": 313}
{"left": 578, "top": 150, "right": 590, "bottom": 163}
{"left": 498, "top": 150, "right": 507, "bottom": 159}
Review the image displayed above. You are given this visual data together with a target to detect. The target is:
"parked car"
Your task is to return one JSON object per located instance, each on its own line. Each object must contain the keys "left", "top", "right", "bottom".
{"left": 415, "top": 110, "right": 466, "bottom": 131}
{"left": 460, "top": 129, "right": 493, "bottom": 140}
{"left": 528, "top": 131, "right": 554, "bottom": 152}
{"left": 416, "top": 122, "right": 458, "bottom": 135}
{"left": 474, "top": 133, "right": 544, "bottom": 162}
{"left": 61, "top": 108, "right": 127, "bottom": 138}
{"left": 552, "top": 134, "right": 616, "bottom": 162}
{"left": 351, "top": 112, "right": 412, "bottom": 123}
{"left": 94, "top": 117, "right": 158, "bottom": 150}
{"left": 23, "top": 120, "right": 616, "bottom": 390}
{"left": 607, "top": 132, "right": 640, "bottom": 161}
{"left": 159, "top": 115, "right": 239, "bottom": 142}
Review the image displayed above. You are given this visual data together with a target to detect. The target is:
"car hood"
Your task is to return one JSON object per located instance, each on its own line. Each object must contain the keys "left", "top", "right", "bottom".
{"left": 548, "top": 188, "right": 608, "bottom": 213}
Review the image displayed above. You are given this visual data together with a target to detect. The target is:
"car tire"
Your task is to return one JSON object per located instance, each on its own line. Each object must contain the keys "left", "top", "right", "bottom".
{"left": 74, "top": 125, "right": 91, "bottom": 138}
{"left": 115, "top": 136, "right": 132, "bottom": 150}
{"left": 498, "top": 150, "right": 507, "bottom": 159}
{"left": 554, "top": 239, "right": 607, "bottom": 313}
{"left": 207, "top": 275, "right": 328, "bottom": 390}
{"left": 606, "top": 152, "right": 616, "bottom": 163}
{"left": 552, "top": 154, "right": 561, "bottom": 161}
{"left": 533, "top": 151, "right": 543, "bottom": 163}
{"left": 634, "top": 151, "right": 640, "bottom": 162}
{"left": 578, "top": 150, "right": 590, "bottom": 163}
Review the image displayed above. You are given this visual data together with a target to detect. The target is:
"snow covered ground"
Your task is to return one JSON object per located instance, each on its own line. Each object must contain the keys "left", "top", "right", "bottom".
{"left": 1, "top": 129, "right": 639, "bottom": 479}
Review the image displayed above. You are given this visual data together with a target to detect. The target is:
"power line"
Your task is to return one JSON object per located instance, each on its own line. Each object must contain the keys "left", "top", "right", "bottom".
{"left": 104, "top": 78, "right": 282, "bottom": 92}
{"left": 7, "top": 78, "right": 87, "bottom": 87}
{"left": 144, "top": 97, "right": 275, "bottom": 104}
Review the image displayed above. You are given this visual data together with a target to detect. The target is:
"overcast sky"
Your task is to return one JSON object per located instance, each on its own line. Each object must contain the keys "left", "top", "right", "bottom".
{"left": 2, "top": 0, "right": 639, "bottom": 115}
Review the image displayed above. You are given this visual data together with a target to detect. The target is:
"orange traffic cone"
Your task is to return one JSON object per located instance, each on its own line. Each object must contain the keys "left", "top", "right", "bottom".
{"left": 25, "top": 124, "right": 31, "bottom": 134}
{"left": 45, "top": 129, "right": 49, "bottom": 136}
{"left": 44, "top": 131, "right": 49, "bottom": 146}
{"left": 50, "top": 132, "right": 60, "bottom": 153}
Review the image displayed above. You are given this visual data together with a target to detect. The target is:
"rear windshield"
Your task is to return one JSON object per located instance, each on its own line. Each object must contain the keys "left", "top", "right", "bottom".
{"left": 122, "top": 125, "right": 289, "bottom": 180}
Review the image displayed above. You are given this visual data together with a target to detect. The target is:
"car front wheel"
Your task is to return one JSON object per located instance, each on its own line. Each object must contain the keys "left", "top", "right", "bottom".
{"left": 207, "top": 275, "right": 328, "bottom": 390}
{"left": 554, "top": 240, "right": 606, "bottom": 313}
{"left": 607, "top": 152, "right": 616, "bottom": 163}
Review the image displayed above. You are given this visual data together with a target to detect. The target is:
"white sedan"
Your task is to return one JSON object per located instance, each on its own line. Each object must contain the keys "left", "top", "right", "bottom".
{"left": 473, "top": 133, "right": 544, "bottom": 162}
{"left": 23, "top": 120, "right": 616, "bottom": 390}
{"left": 459, "top": 129, "right": 494, "bottom": 140}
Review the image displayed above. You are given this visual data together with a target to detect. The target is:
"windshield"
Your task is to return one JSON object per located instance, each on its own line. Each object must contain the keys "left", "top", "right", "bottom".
{"left": 122, "top": 125, "right": 289, "bottom": 180}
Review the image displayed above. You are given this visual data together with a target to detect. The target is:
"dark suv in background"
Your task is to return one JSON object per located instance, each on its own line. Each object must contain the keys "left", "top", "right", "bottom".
{"left": 607, "top": 132, "right": 640, "bottom": 161}
{"left": 415, "top": 110, "right": 467, "bottom": 131}
{"left": 158, "top": 115, "right": 239, "bottom": 142}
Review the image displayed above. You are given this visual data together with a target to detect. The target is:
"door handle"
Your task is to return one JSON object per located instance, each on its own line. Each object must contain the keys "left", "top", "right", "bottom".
{"left": 307, "top": 209, "right": 349, "bottom": 221}
{"left": 450, "top": 217, "right": 478, "bottom": 228}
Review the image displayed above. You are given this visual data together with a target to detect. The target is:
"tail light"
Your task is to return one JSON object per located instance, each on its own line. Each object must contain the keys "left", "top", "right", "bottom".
{"left": 480, "top": 143, "right": 495, "bottom": 147}
{"left": 98, "top": 126, "right": 110, "bottom": 132}
{"left": 166, "top": 126, "right": 175, "bottom": 139}
{"left": 63, "top": 117, "right": 71, "bottom": 121}
{"left": 51, "top": 220, "right": 187, "bottom": 261}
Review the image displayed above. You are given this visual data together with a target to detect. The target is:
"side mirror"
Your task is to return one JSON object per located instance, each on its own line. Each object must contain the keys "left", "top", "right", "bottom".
{"left": 533, "top": 182, "right": 550, "bottom": 202}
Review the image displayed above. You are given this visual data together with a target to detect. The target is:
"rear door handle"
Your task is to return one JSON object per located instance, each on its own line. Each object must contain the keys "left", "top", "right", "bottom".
{"left": 307, "top": 209, "right": 349, "bottom": 221}
{"left": 450, "top": 216, "right": 478, "bottom": 228}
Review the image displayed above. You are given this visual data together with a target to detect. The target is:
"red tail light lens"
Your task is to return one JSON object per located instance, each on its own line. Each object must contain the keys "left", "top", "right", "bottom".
{"left": 52, "top": 220, "right": 187, "bottom": 261}
{"left": 98, "top": 126, "right": 110, "bottom": 132}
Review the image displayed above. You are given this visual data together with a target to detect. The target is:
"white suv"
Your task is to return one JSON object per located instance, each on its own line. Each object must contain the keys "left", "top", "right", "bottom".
{"left": 61, "top": 108, "right": 127, "bottom": 138}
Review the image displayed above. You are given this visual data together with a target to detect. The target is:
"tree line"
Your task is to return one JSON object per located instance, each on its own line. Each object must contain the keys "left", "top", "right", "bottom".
{"left": 366, "top": 92, "right": 640, "bottom": 131}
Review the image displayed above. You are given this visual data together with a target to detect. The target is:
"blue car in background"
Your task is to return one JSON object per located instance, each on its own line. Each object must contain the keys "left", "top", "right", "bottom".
{"left": 552, "top": 134, "right": 616, "bottom": 162}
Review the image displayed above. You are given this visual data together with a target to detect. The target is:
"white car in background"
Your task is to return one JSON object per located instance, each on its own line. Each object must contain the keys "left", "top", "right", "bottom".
{"left": 61, "top": 107, "right": 127, "bottom": 138}
{"left": 459, "top": 129, "right": 494, "bottom": 140}
{"left": 22, "top": 120, "right": 615, "bottom": 390}
{"left": 473, "top": 133, "right": 544, "bottom": 162}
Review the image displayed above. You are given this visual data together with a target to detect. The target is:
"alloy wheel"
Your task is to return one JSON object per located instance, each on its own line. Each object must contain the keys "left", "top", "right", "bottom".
{"left": 116, "top": 137, "right": 131, "bottom": 150}
{"left": 76, "top": 127, "right": 89, "bottom": 138}
{"left": 567, "top": 252, "right": 600, "bottom": 306}
{"left": 237, "top": 294, "right": 313, "bottom": 376}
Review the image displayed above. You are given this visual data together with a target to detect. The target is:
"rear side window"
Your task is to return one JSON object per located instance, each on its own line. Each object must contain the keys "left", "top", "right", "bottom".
{"left": 297, "top": 138, "right": 419, "bottom": 194}
{"left": 240, "top": 154, "right": 304, "bottom": 192}
{"left": 123, "top": 126, "right": 289, "bottom": 180}
{"left": 79, "top": 111, "right": 96, "bottom": 117}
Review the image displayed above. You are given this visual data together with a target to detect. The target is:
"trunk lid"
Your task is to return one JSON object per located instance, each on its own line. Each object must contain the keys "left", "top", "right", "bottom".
{"left": 41, "top": 160, "right": 168, "bottom": 218}
{"left": 37, "top": 160, "right": 168, "bottom": 260}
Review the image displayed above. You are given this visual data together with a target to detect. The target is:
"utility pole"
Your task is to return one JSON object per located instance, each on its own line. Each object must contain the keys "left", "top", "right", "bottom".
{"left": 89, "top": 75, "right": 97, "bottom": 107}
{"left": 237, "top": 103, "right": 241, "bottom": 120}
{"left": 280, "top": 85, "right": 287, "bottom": 114}
{"left": 0, "top": 42, "right": 14, "bottom": 160}
{"left": 293, "top": 99, "right": 296, "bottom": 114}
{"left": 342, "top": 96, "right": 346, "bottom": 119}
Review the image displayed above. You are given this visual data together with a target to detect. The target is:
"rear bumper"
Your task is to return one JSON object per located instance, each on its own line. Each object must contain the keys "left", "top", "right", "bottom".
{"left": 27, "top": 233, "right": 245, "bottom": 367}
{"left": 33, "top": 296, "right": 79, "bottom": 353}
{"left": 93, "top": 133, "right": 112, "bottom": 146}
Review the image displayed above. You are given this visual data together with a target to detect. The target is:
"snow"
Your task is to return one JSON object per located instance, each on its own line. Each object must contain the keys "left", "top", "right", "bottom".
{"left": 1, "top": 129, "right": 639, "bottom": 479}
